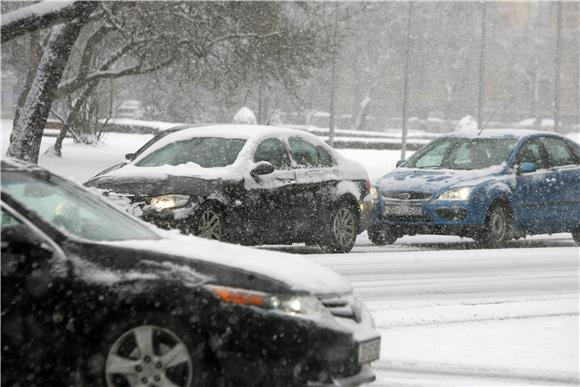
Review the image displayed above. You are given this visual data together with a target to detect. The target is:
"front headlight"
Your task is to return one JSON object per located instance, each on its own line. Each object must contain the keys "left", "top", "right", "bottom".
{"left": 369, "top": 186, "right": 379, "bottom": 202}
{"left": 438, "top": 187, "right": 472, "bottom": 200}
{"left": 150, "top": 194, "right": 190, "bottom": 210}
{"left": 208, "top": 285, "right": 328, "bottom": 317}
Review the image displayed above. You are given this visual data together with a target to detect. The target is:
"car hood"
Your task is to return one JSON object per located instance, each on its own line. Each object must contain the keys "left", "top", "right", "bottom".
{"left": 376, "top": 166, "right": 504, "bottom": 195}
{"left": 85, "top": 164, "right": 243, "bottom": 196}
{"left": 69, "top": 233, "right": 352, "bottom": 297}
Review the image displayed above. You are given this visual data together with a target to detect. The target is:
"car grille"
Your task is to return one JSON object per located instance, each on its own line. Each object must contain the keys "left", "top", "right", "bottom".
{"left": 381, "top": 191, "right": 432, "bottom": 200}
{"left": 319, "top": 295, "right": 361, "bottom": 322}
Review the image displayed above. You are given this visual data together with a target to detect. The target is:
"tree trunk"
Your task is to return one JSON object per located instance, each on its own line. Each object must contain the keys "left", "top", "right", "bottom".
{"left": 7, "top": 17, "right": 90, "bottom": 163}
{"left": 11, "top": 30, "right": 43, "bottom": 141}
{"left": 54, "top": 81, "right": 98, "bottom": 157}
{"left": 355, "top": 92, "right": 372, "bottom": 131}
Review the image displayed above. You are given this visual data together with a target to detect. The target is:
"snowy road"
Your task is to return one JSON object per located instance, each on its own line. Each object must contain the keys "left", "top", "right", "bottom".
{"left": 274, "top": 235, "right": 579, "bottom": 386}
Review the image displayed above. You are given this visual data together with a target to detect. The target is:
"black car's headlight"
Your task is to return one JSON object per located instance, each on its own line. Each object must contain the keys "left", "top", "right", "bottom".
{"left": 208, "top": 285, "right": 328, "bottom": 317}
{"left": 437, "top": 187, "right": 472, "bottom": 201}
{"left": 150, "top": 194, "right": 190, "bottom": 210}
{"left": 369, "top": 186, "right": 379, "bottom": 202}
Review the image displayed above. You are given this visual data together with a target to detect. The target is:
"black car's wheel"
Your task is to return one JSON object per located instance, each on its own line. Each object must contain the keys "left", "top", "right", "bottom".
{"left": 320, "top": 203, "right": 358, "bottom": 253}
{"left": 474, "top": 205, "right": 511, "bottom": 248}
{"left": 368, "top": 225, "right": 398, "bottom": 246}
{"left": 193, "top": 203, "right": 225, "bottom": 241}
{"left": 82, "top": 314, "right": 215, "bottom": 387}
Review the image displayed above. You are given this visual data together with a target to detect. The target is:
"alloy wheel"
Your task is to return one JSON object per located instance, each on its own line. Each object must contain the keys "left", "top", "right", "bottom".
{"left": 197, "top": 209, "right": 222, "bottom": 240}
{"left": 105, "top": 325, "right": 193, "bottom": 387}
{"left": 332, "top": 208, "right": 357, "bottom": 249}
{"left": 489, "top": 210, "right": 507, "bottom": 239}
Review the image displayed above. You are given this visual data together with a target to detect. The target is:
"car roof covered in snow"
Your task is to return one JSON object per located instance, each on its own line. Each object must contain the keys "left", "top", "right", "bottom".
{"left": 441, "top": 128, "right": 566, "bottom": 140}
{"left": 157, "top": 123, "right": 322, "bottom": 142}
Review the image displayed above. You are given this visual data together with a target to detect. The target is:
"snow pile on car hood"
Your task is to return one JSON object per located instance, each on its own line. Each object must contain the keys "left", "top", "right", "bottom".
{"left": 96, "top": 162, "right": 242, "bottom": 181}
{"left": 376, "top": 166, "right": 505, "bottom": 194}
{"left": 106, "top": 233, "right": 353, "bottom": 296}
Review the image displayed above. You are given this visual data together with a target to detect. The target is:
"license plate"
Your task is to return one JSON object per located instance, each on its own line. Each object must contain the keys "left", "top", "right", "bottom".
{"left": 358, "top": 338, "right": 381, "bottom": 364}
{"left": 384, "top": 204, "right": 423, "bottom": 217}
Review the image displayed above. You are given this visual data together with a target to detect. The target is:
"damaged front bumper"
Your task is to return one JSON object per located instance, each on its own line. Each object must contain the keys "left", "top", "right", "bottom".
{"left": 141, "top": 203, "right": 199, "bottom": 232}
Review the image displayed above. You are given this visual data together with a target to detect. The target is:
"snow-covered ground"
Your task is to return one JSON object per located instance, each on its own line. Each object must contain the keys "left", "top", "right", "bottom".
{"left": 2, "top": 120, "right": 579, "bottom": 385}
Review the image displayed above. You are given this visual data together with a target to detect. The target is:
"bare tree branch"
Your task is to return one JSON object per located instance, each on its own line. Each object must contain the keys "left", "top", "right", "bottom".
{"left": 1, "top": 1, "right": 97, "bottom": 43}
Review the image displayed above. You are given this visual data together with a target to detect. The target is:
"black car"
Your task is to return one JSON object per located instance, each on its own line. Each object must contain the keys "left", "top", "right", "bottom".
{"left": 1, "top": 158, "right": 380, "bottom": 387}
{"left": 85, "top": 124, "right": 373, "bottom": 253}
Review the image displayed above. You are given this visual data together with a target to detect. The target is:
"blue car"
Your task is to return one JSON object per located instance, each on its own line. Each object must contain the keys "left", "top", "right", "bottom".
{"left": 369, "top": 130, "right": 580, "bottom": 247}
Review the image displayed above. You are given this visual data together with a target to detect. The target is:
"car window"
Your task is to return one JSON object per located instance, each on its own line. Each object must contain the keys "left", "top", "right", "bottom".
{"left": 567, "top": 140, "right": 580, "bottom": 160}
{"left": 516, "top": 139, "right": 547, "bottom": 169}
{"left": 1, "top": 208, "right": 20, "bottom": 226}
{"left": 289, "top": 137, "right": 322, "bottom": 168}
{"left": 2, "top": 171, "right": 159, "bottom": 242}
{"left": 317, "top": 146, "right": 335, "bottom": 167}
{"left": 542, "top": 137, "right": 577, "bottom": 167}
{"left": 412, "top": 140, "right": 452, "bottom": 168}
{"left": 406, "top": 137, "right": 516, "bottom": 170}
{"left": 136, "top": 137, "right": 246, "bottom": 168}
{"left": 253, "top": 138, "right": 291, "bottom": 170}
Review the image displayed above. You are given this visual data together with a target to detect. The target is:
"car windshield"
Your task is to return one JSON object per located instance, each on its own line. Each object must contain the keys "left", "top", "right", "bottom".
{"left": 135, "top": 137, "right": 246, "bottom": 168}
{"left": 405, "top": 137, "right": 517, "bottom": 170}
{"left": 2, "top": 171, "right": 159, "bottom": 241}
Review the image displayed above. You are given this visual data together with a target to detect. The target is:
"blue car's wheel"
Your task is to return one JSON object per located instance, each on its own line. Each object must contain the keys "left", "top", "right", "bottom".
{"left": 474, "top": 205, "right": 511, "bottom": 248}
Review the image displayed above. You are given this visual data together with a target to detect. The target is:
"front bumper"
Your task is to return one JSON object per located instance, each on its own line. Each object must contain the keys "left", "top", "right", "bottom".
{"left": 141, "top": 205, "right": 198, "bottom": 232}
{"left": 358, "top": 195, "right": 375, "bottom": 232}
{"left": 205, "top": 294, "right": 380, "bottom": 386}
{"left": 371, "top": 198, "right": 486, "bottom": 236}
{"left": 308, "top": 364, "right": 375, "bottom": 387}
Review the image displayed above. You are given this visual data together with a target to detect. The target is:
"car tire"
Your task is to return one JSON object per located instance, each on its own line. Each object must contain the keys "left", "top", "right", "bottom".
{"left": 320, "top": 202, "right": 358, "bottom": 253}
{"left": 474, "top": 204, "right": 511, "bottom": 248}
{"left": 81, "top": 313, "right": 216, "bottom": 387}
{"left": 368, "top": 225, "right": 397, "bottom": 245}
{"left": 193, "top": 203, "right": 226, "bottom": 241}
{"left": 572, "top": 229, "right": 580, "bottom": 246}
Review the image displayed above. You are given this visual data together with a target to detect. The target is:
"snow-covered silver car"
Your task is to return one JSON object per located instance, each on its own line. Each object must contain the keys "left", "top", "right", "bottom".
{"left": 86, "top": 124, "right": 373, "bottom": 253}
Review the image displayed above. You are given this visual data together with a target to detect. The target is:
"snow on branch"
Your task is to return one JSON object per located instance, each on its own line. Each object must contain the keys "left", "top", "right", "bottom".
{"left": 205, "top": 31, "right": 280, "bottom": 48}
{"left": 56, "top": 42, "right": 176, "bottom": 97}
{"left": 1, "top": 1, "right": 97, "bottom": 43}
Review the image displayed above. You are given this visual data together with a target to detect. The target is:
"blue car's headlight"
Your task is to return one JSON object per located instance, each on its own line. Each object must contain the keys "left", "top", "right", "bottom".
{"left": 438, "top": 187, "right": 472, "bottom": 200}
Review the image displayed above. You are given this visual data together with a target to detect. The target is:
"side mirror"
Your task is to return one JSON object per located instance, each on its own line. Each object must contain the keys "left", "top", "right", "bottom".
{"left": 517, "top": 162, "right": 537, "bottom": 175}
{"left": 125, "top": 153, "right": 136, "bottom": 161}
{"left": 396, "top": 160, "right": 406, "bottom": 168}
{"left": 250, "top": 161, "right": 275, "bottom": 177}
